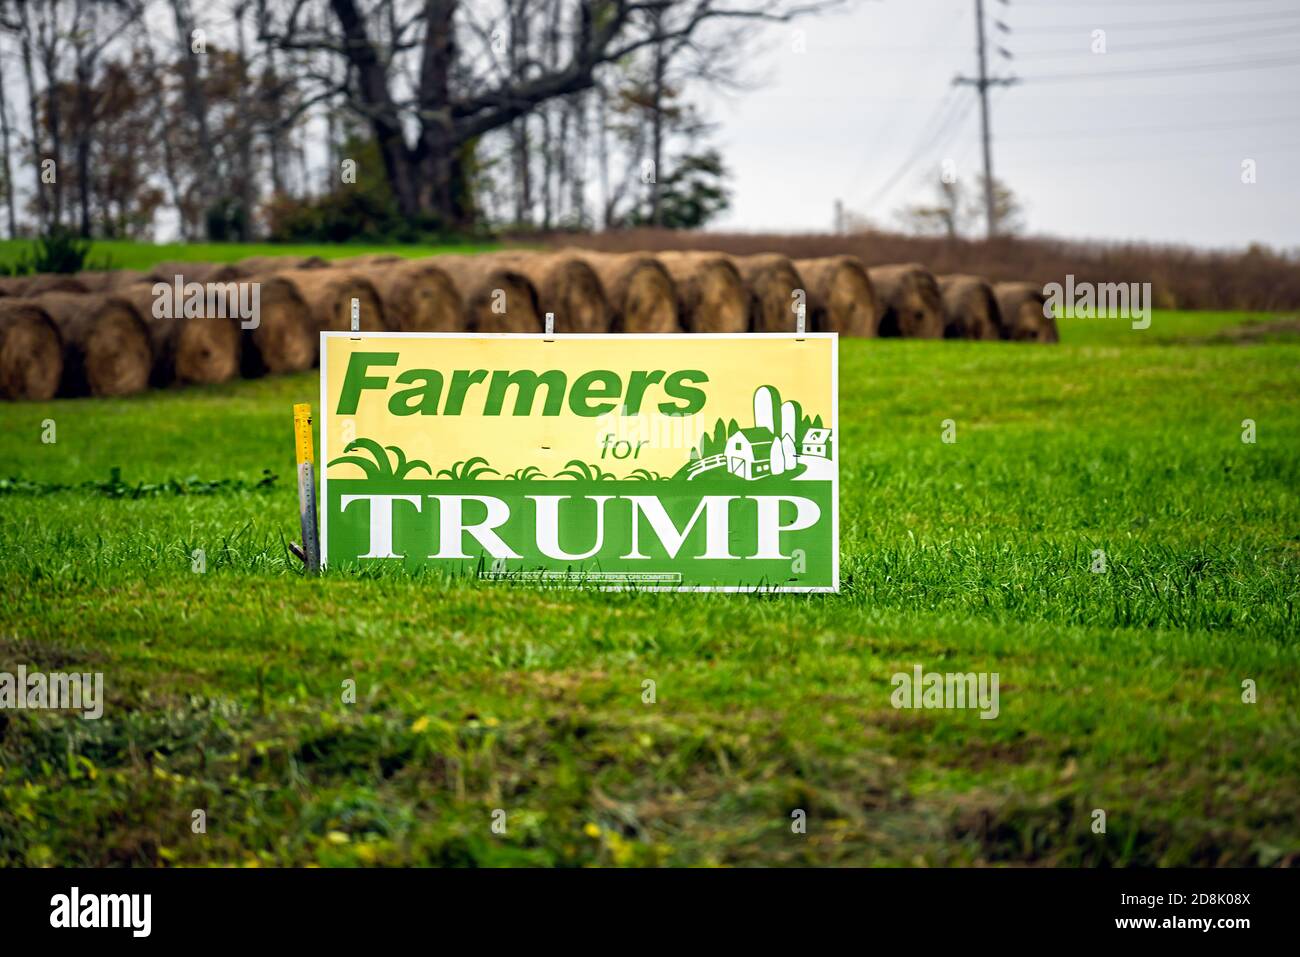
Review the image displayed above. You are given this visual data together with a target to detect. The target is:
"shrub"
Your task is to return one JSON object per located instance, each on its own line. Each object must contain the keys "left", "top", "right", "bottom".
{"left": 0, "top": 225, "right": 113, "bottom": 275}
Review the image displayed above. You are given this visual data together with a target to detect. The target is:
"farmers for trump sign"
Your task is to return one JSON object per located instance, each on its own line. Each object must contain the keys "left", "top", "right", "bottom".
{"left": 320, "top": 332, "right": 838, "bottom": 591}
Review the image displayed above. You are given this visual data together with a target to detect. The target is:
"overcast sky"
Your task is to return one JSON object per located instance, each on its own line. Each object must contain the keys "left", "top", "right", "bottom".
{"left": 700, "top": 0, "right": 1300, "bottom": 250}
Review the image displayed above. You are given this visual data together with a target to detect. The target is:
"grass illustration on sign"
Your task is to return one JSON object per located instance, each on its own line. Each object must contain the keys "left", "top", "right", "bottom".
{"left": 328, "top": 439, "right": 432, "bottom": 480}
{"left": 330, "top": 453, "right": 667, "bottom": 482}
{"left": 437, "top": 457, "right": 498, "bottom": 480}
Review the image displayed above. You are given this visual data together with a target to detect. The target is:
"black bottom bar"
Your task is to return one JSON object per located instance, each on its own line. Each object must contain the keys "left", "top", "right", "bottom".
{"left": 0, "top": 867, "right": 1289, "bottom": 943}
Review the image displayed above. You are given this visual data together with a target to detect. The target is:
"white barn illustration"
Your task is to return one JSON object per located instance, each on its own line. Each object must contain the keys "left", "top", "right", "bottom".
{"left": 690, "top": 385, "right": 832, "bottom": 481}
{"left": 725, "top": 428, "right": 775, "bottom": 479}
{"left": 716, "top": 386, "right": 832, "bottom": 480}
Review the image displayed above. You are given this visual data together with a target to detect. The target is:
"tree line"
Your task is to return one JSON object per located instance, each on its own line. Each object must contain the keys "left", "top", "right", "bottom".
{"left": 0, "top": 0, "right": 841, "bottom": 243}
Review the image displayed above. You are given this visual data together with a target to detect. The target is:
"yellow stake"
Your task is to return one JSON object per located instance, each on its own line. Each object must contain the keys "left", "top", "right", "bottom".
{"left": 293, "top": 403, "right": 314, "bottom": 465}
{"left": 293, "top": 403, "right": 320, "bottom": 574}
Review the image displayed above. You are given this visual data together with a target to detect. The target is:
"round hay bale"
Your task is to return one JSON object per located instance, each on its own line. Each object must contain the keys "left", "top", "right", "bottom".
{"left": 485, "top": 252, "right": 612, "bottom": 332}
{"left": 272, "top": 267, "right": 386, "bottom": 336}
{"left": 655, "top": 251, "right": 748, "bottom": 333}
{"left": 938, "top": 274, "right": 1002, "bottom": 340}
{"left": 236, "top": 254, "right": 328, "bottom": 274}
{"left": 75, "top": 269, "right": 148, "bottom": 293}
{"left": 993, "top": 282, "right": 1059, "bottom": 343}
{"left": 867, "top": 264, "right": 944, "bottom": 338}
{"left": 33, "top": 292, "right": 151, "bottom": 396}
{"left": 335, "top": 253, "right": 404, "bottom": 268}
{"left": 111, "top": 283, "right": 242, "bottom": 386}
{"left": 580, "top": 252, "right": 678, "bottom": 333}
{"left": 0, "top": 299, "right": 63, "bottom": 400}
{"left": 144, "top": 260, "right": 247, "bottom": 284}
{"left": 241, "top": 276, "right": 315, "bottom": 375}
{"left": 373, "top": 260, "right": 463, "bottom": 332}
{"left": 24, "top": 274, "right": 89, "bottom": 297}
{"left": 732, "top": 254, "right": 805, "bottom": 334}
{"left": 0, "top": 276, "right": 34, "bottom": 297}
{"left": 794, "top": 256, "right": 878, "bottom": 337}
{"left": 432, "top": 255, "right": 542, "bottom": 333}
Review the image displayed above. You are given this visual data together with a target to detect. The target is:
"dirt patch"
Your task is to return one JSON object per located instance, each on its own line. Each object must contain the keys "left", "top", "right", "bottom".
{"left": 1208, "top": 316, "right": 1300, "bottom": 343}
{"left": 0, "top": 633, "right": 105, "bottom": 670}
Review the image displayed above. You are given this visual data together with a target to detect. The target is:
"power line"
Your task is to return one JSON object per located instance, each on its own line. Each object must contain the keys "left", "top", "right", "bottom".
{"left": 1017, "top": 0, "right": 1295, "bottom": 5}
{"left": 867, "top": 2, "right": 1016, "bottom": 232}
{"left": 997, "top": 112, "right": 1300, "bottom": 142}
{"left": 1025, "top": 51, "right": 1300, "bottom": 83}
{"left": 956, "top": 83, "right": 1009, "bottom": 172}
{"left": 1012, "top": 9, "right": 1300, "bottom": 33}
{"left": 931, "top": 97, "right": 980, "bottom": 162}
{"left": 996, "top": 137, "right": 1300, "bottom": 170}
{"left": 860, "top": 2, "right": 1300, "bottom": 227}
{"left": 841, "top": 0, "right": 967, "bottom": 202}
{"left": 1016, "top": 0, "right": 1292, "bottom": 5}
{"left": 858, "top": 90, "right": 970, "bottom": 212}
{"left": 1011, "top": 86, "right": 1300, "bottom": 101}
{"left": 1013, "top": 23, "right": 1300, "bottom": 59}
{"left": 953, "top": 0, "right": 1018, "bottom": 238}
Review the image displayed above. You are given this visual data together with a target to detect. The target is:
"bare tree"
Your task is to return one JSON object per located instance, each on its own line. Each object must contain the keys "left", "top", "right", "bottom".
{"left": 264, "top": 0, "right": 842, "bottom": 230}
{"left": 168, "top": 0, "right": 218, "bottom": 229}
{"left": 896, "top": 174, "right": 1024, "bottom": 239}
{"left": 897, "top": 178, "right": 966, "bottom": 240}
{"left": 27, "top": 0, "right": 75, "bottom": 225}
{"left": 67, "top": 0, "right": 144, "bottom": 236}
{"left": 969, "top": 174, "right": 1023, "bottom": 237}
{"left": 0, "top": 21, "right": 18, "bottom": 236}
{"left": 6, "top": 0, "right": 52, "bottom": 228}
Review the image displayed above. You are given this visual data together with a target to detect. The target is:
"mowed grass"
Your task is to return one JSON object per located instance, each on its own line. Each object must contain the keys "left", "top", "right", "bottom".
{"left": 0, "top": 310, "right": 1297, "bottom": 867}
{"left": 0, "top": 238, "right": 499, "bottom": 273}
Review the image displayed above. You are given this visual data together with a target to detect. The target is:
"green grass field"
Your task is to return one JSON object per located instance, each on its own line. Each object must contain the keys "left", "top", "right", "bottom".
{"left": 1, "top": 306, "right": 1297, "bottom": 867}
{"left": 0, "top": 238, "right": 499, "bottom": 273}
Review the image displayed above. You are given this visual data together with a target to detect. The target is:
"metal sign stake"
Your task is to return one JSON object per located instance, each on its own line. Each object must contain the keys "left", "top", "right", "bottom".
{"left": 350, "top": 297, "right": 360, "bottom": 339}
{"left": 293, "top": 403, "right": 321, "bottom": 575}
{"left": 544, "top": 312, "right": 555, "bottom": 341}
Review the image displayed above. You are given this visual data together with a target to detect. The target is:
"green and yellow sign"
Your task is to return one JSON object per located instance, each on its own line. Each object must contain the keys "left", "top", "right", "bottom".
{"left": 320, "top": 333, "right": 838, "bottom": 591}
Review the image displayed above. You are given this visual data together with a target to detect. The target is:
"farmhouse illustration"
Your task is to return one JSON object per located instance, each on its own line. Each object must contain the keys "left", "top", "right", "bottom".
{"left": 801, "top": 428, "right": 832, "bottom": 458}
{"left": 687, "top": 385, "right": 833, "bottom": 481}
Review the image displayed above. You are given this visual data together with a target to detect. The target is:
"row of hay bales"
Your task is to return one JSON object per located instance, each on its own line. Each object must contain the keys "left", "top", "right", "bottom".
{"left": 0, "top": 251, "right": 1057, "bottom": 401}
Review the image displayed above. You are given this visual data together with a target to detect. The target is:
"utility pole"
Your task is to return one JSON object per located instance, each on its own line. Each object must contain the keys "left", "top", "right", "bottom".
{"left": 954, "top": 0, "right": 1017, "bottom": 238}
